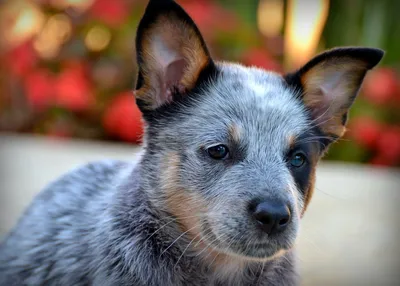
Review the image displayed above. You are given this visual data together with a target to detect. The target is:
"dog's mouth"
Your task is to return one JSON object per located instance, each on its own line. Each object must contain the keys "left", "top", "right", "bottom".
{"left": 199, "top": 221, "right": 292, "bottom": 261}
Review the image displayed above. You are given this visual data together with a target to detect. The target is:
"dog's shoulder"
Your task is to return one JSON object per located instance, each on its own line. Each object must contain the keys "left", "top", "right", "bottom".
{"left": 0, "top": 159, "right": 138, "bottom": 284}
{"left": 19, "top": 159, "right": 131, "bottom": 219}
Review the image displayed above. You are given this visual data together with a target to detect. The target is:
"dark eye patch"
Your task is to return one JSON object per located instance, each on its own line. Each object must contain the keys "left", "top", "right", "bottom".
{"left": 286, "top": 132, "right": 320, "bottom": 195}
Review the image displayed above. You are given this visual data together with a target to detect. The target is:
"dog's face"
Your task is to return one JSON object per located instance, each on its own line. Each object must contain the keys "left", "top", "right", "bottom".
{"left": 135, "top": 0, "right": 383, "bottom": 261}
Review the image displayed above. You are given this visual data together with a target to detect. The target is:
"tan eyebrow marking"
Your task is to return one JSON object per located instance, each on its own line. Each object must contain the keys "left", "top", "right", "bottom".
{"left": 288, "top": 135, "right": 296, "bottom": 149}
{"left": 228, "top": 124, "right": 242, "bottom": 144}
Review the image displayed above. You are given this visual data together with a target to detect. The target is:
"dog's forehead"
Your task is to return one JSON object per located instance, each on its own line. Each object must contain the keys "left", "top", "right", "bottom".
{"left": 191, "top": 63, "right": 309, "bottom": 140}
{"left": 216, "top": 63, "right": 300, "bottom": 111}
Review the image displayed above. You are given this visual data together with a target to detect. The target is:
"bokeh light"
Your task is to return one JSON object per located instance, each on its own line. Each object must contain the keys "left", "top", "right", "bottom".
{"left": 257, "top": 0, "right": 284, "bottom": 38}
{"left": 34, "top": 14, "right": 72, "bottom": 59}
{"left": 284, "top": 0, "right": 329, "bottom": 68}
{"left": 49, "top": 0, "right": 95, "bottom": 13}
{"left": 84, "top": 26, "right": 111, "bottom": 52}
{"left": 0, "top": 1, "right": 45, "bottom": 49}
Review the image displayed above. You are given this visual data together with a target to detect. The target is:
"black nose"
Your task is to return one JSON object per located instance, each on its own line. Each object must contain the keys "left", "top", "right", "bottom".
{"left": 251, "top": 201, "right": 291, "bottom": 235}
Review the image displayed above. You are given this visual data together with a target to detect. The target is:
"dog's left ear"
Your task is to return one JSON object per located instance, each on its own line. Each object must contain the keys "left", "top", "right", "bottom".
{"left": 285, "top": 47, "right": 384, "bottom": 141}
{"left": 134, "top": 0, "right": 213, "bottom": 112}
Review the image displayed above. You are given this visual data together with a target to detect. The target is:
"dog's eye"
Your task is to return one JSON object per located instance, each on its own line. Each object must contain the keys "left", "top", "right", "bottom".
{"left": 290, "top": 152, "right": 306, "bottom": 168}
{"left": 207, "top": 144, "right": 229, "bottom": 160}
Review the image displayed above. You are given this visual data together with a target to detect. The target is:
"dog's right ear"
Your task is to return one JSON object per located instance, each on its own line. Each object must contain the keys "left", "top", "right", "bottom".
{"left": 134, "top": 0, "right": 214, "bottom": 112}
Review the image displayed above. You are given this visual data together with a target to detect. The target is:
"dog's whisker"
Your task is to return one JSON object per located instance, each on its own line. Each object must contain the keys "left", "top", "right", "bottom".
{"left": 243, "top": 234, "right": 256, "bottom": 255}
{"left": 194, "top": 230, "right": 216, "bottom": 250}
{"left": 201, "top": 236, "right": 227, "bottom": 263}
{"left": 174, "top": 232, "right": 202, "bottom": 269}
{"left": 206, "top": 233, "right": 239, "bottom": 269}
{"left": 314, "top": 186, "right": 343, "bottom": 200}
{"left": 144, "top": 219, "right": 178, "bottom": 244}
{"left": 296, "top": 136, "right": 350, "bottom": 146}
{"left": 159, "top": 224, "right": 199, "bottom": 258}
{"left": 195, "top": 232, "right": 225, "bottom": 258}
{"left": 194, "top": 228, "right": 215, "bottom": 248}
{"left": 225, "top": 232, "right": 242, "bottom": 251}
{"left": 295, "top": 136, "right": 335, "bottom": 144}
{"left": 173, "top": 220, "right": 211, "bottom": 268}
{"left": 307, "top": 89, "right": 341, "bottom": 127}
{"left": 208, "top": 232, "right": 243, "bottom": 268}
{"left": 144, "top": 214, "right": 209, "bottom": 244}
{"left": 256, "top": 261, "right": 266, "bottom": 286}
{"left": 296, "top": 227, "right": 325, "bottom": 256}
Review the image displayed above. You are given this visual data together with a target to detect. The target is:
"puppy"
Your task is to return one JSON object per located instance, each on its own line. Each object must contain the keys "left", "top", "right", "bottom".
{"left": 0, "top": 0, "right": 384, "bottom": 285}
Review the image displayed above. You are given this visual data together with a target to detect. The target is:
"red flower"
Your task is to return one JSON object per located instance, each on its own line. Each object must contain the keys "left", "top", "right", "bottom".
{"left": 362, "top": 68, "right": 399, "bottom": 105}
{"left": 63, "top": 61, "right": 89, "bottom": 76}
{"left": 242, "top": 48, "right": 282, "bottom": 73}
{"left": 103, "top": 92, "right": 143, "bottom": 143}
{"left": 348, "top": 116, "right": 382, "bottom": 149}
{"left": 55, "top": 66, "right": 94, "bottom": 112}
{"left": 6, "top": 41, "right": 37, "bottom": 78}
{"left": 24, "top": 69, "right": 54, "bottom": 111}
{"left": 89, "top": 0, "right": 130, "bottom": 27}
{"left": 376, "top": 127, "right": 400, "bottom": 161}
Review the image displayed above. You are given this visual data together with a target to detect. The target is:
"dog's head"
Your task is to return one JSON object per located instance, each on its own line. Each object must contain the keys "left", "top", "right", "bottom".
{"left": 135, "top": 0, "right": 383, "bottom": 261}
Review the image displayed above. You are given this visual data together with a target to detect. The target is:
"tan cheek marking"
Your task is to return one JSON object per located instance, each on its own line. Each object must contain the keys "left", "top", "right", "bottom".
{"left": 161, "top": 153, "right": 246, "bottom": 268}
{"left": 161, "top": 152, "right": 206, "bottom": 239}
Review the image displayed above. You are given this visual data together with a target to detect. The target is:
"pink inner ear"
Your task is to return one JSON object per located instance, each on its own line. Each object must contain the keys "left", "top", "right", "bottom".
{"left": 309, "top": 71, "right": 349, "bottom": 121}
{"left": 164, "top": 58, "right": 187, "bottom": 100}
{"left": 148, "top": 34, "right": 187, "bottom": 105}
{"left": 309, "top": 88, "right": 327, "bottom": 119}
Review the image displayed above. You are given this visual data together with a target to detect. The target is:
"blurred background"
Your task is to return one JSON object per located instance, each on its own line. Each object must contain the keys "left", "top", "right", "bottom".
{"left": 0, "top": 0, "right": 399, "bottom": 167}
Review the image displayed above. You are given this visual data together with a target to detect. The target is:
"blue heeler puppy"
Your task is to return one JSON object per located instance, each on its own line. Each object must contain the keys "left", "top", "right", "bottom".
{"left": 0, "top": 0, "right": 384, "bottom": 285}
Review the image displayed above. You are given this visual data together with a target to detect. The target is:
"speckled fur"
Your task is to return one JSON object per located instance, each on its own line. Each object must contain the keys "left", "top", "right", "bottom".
{"left": 0, "top": 0, "right": 383, "bottom": 285}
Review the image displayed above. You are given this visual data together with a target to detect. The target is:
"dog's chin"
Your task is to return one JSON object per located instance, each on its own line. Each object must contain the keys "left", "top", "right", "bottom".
{"left": 201, "top": 231, "right": 292, "bottom": 262}
{"left": 215, "top": 245, "right": 288, "bottom": 262}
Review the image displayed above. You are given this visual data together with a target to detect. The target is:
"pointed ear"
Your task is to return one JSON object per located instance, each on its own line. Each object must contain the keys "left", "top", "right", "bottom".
{"left": 285, "top": 47, "right": 384, "bottom": 140}
{"left": 134, "top": 0, "right": 214, "bottom": 112}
